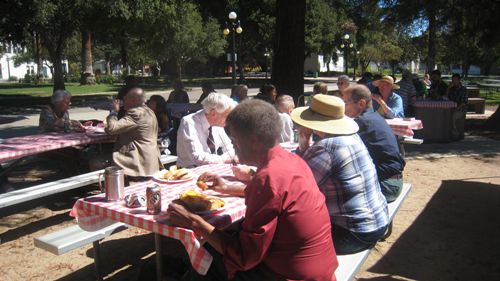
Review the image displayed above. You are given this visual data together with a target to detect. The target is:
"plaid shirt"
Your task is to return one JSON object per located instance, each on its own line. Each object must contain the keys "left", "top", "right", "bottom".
{"left": 303, "top": 134, "right": 389, "bottom": 233}
{"left": 447, "top": 84, "right": 468, "bottom": 110}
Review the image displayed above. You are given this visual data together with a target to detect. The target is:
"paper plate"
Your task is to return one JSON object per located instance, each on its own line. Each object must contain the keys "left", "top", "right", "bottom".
{"left": 153, "top": 170, "right": 195, "bottom": 183}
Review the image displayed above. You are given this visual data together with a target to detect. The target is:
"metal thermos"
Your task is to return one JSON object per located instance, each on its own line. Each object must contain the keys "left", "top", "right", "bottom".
{"left": 98, "top": 166, "right": 125, "bottom": 201}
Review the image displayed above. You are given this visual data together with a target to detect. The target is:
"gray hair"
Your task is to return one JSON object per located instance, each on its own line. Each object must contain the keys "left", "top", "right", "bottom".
{"left": 313, "top": 82, "right": 328, "bottom": 95}
{"left": 275, "top": 94, "right": 295, "bottom": 113}
{"left": 202, "top": 92, "right": 237, "bottom": 113}
{"left": 226, "top": 99, "right": 282, "bottom": 148}
{"left": 347, "top": 84, "right": 373, "bottom": 108}
{"left": 51, "top": 90, "right": 71, "bottom": 104}
{"left": 338, "top": 75, "right": 350, "bottom": 83}
{"left": 127, "top": 87, "right": 146, "bottom": 104}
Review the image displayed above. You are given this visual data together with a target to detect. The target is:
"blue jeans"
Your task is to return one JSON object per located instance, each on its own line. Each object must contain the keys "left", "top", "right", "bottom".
{"left": 332, "top": 224, "right": 387, "bottom": 255}
{"left": 380, "top": 176, "right": 403, "bottom": 203}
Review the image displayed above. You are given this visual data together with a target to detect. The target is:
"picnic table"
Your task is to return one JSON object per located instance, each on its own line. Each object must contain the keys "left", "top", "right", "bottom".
{"left": 0, "top": 131, "right": 113, "bottom": 163}
{"left": 413, "top": 100, "right": 463, "bottom": 142}
{"left": 71, "top": 163, "right": 246, "bottom": 278}
{"left": 385, "top": 118, "right": 423, "bottom": 138}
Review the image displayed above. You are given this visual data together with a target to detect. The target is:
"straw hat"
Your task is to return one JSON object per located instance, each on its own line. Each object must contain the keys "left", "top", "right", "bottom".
{"left": 290, "top": 94, "right": 359, "bottom": 135}
{"left": 372, "top": 75, "right": 400, "bottom": 90}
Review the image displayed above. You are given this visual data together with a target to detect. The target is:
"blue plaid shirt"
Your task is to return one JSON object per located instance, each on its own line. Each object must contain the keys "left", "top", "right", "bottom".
{"left": 302, "top": 134, "right": 389, "bottom": 233}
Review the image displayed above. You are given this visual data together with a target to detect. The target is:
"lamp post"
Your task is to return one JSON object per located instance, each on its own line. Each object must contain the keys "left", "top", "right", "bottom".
{"left": 264, "top": 49, "right": 270, "bottom": 80}
{"left": 339, "top": 33, "right": 354, "bottom": 78}
{"left": 354, "top": 50, "right": 360, "bottom": 81}
{"left": 223, "top": 11, "right": 243, "bottom": 85}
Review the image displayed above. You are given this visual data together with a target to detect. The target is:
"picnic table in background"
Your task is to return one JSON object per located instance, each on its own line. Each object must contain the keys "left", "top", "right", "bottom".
{"left": 71, "top": 163, "right": 246, "bottom": 277}
{"left": 413, "top": 100, "right": 461, "bottom": 142}
{"left": 0, "top": 131, "right": 113, "bottom": 163}
{"left": 385, "top": 118, "right": 423, "bottom": 138}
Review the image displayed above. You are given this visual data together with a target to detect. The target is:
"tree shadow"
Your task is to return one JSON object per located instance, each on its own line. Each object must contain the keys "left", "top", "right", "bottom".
{"left": 54, "top": 233, "right": 156, "bottom": 281}
{"left": 359, "top": 180, "right": 500, "bottom": 281}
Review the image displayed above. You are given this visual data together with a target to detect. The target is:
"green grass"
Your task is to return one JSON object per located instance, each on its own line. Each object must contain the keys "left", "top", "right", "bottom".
{"left": 481, "top": 90, "right": 500, "bottom": 105}
{"left": 0, "top": 83, "right": 119, "bottom": 97}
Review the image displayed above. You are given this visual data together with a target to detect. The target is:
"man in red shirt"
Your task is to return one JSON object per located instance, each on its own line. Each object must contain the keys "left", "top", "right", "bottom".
{"left": 168, "top": 99, "right": 338, "bottom": 281}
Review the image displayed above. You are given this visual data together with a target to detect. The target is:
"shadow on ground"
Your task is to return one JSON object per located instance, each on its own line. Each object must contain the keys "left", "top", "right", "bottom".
{"left": 359, "top": 179, "right": 500, "bottom": 281}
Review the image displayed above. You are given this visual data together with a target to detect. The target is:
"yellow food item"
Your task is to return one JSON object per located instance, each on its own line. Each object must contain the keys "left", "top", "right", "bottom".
{"left": 179, "top": 190, "right": 225, "bottom": 212}
{"left": 162, "top": 167, "right": 191, "bottom": 180}
{"left": 196, "top": 180, "right": 208, "bottom": 190}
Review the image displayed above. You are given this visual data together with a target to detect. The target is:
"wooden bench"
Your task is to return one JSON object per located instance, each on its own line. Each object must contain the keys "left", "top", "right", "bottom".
{"left": 467, "top": 98, "right": 485, "bottom": 114}
{"left": 334, "top": 183, "right": 412, "bottom": 281}
{"left": 34, "top": 222, "right": 128, "bottom": 281}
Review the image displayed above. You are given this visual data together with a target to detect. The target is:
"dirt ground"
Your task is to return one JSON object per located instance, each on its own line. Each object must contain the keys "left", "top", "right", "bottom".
{"left": 1, "top": 132, "right": 500, "bottom": 280}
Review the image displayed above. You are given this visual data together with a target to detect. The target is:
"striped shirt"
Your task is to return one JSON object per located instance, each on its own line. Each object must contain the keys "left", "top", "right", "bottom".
{"left": 302, "top": 134, "right": 389, "bottom": 233}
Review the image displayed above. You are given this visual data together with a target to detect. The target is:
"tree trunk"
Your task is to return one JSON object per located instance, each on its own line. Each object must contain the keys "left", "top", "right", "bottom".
{"left": 120, "top": 33, "right": 129, "bottom": 75}
{"left": 34, "top": 32, "right": 43, "bottom": 80}
{"left": 80, "top": 29, "right": 95, "bottom": 85}
{"left": 427, "top": 11, "right": 437, "bottom": 72}
{"left": 271, "top": 0, "right": 306, "bottom": 101}
{"left": 52, "top": 51, "right": 65, "bottom": 91}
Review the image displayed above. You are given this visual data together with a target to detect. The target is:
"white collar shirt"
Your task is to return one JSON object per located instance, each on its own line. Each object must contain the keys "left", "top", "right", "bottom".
{"left": 176, "top": 109, "right": 235, "bottom": 168}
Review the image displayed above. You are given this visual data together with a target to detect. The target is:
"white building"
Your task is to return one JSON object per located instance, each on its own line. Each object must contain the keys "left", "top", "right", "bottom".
{"left": 304, "top": 52, "right": 345, "bottom": 74}
{"left": 0, "top": 42, "right": 68, "bottom": 81}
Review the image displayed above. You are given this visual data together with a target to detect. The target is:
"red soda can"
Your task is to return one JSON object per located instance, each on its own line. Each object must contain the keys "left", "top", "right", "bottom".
{"left": 146, "top": 185, "right": 161, "bottom": 214}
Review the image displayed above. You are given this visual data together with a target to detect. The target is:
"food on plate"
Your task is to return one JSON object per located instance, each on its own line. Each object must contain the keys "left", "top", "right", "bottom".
{"left": 196, "top": 180, "right": 208, "bottom": 190}
{"left": 179, "top": 190, "right": 225, "bottom": 213}
{"left": 161, "top": 166, "right": 191, "bottom": 181}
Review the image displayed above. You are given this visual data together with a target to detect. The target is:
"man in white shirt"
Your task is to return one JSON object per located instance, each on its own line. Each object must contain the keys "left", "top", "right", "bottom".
{"left": 176, "top": 93, "right": 237, "bottom": 167}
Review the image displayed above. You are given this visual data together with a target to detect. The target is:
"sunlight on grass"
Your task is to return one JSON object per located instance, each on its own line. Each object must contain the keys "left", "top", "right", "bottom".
{"left": 0, "top": 83, "right": 118, "bottom": 97}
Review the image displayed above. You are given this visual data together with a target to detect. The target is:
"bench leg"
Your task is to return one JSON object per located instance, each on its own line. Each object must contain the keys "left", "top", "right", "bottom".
{"left": 92, "top": 241, "right": 104, "bottom": 281}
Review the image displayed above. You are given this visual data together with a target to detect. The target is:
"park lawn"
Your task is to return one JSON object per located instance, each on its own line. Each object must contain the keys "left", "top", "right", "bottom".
{"left": 0, "top": 83, "right": 118, "bottom": 97}
{"left": 481, "top": 90, "right": 500, "bottom": 105}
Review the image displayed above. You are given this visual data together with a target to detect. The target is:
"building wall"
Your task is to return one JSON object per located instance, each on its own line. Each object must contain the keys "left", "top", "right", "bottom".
{"left": 304, "top": 53, "right": 345, "bottom": 73}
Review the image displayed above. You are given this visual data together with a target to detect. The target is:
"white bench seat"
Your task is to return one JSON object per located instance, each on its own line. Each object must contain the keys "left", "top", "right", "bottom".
{"left": 0, "top": 169, "right": 104, "bottom": 209}
{"left": 34, "top": 222, "right": 128, "bottom": 280}
{"left": 335, "top": 183, "right": 412, "bottom": 281}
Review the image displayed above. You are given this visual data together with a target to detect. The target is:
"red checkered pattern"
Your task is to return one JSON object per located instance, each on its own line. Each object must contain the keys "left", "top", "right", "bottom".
{"left": 0, "top": 132, "right": 113, "bottom": 163}
{"left": 413, "top": 101, "right": 457, "bottom": 108}
{"left": 70, "top": 163, "right": 246, "bottom": 275}
{"left": 385, "top": 118, "right": 424, "bottom": 137}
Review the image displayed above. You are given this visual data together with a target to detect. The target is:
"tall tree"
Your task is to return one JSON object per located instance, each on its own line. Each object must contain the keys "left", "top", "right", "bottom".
{"left": 272, "top": 0, "right": 306, "bottom": 98}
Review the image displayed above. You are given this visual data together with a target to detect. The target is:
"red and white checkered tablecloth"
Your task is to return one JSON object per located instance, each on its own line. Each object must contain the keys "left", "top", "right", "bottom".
{"left": 386, "top": 118, "right": 424, "bottom": 137}
{"left": 70, "top": 163, "right": 246, "bottom": 275}
{"left": 413, "top": 100, "right": 457, "bottom": 108}
{"left": 0, "top": 131, "right": 113, "bottom": 163}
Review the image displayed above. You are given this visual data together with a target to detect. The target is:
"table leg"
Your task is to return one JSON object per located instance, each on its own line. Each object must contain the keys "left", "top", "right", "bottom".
{"left": 155, "top": 233, "right": 163, "bottom": 281}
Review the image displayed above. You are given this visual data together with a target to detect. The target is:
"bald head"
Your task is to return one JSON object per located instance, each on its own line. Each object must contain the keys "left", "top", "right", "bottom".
{"left": 342, "top": 84, "right": 372, "bottom": 118}
{"left": 124, "top": 87, "right": 146, "bottom": 110}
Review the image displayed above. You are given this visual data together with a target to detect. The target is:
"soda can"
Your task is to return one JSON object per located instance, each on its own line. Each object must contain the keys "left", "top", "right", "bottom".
{"left": 146, "top": 185, "right": 161, "bottom": 215}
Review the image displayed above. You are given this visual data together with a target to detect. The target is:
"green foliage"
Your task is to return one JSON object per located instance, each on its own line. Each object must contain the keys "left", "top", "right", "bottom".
{"left": 8, "top": 76, "right": 19, "bottom": 82}
{"left": 95, "top": 74, "right": 118, "bottom": 84}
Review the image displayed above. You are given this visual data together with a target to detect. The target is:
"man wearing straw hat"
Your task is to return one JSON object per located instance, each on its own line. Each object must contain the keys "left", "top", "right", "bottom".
{"left": 372, "top": 75, "right": 404, "bottom": 119}
{"left": 291, "top": 94, "right": 389, "bottom": 255}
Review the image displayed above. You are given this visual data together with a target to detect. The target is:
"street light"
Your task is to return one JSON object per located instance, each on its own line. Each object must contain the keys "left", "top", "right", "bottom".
{"left": 223, "top": 11, "right": 243, "bottom": 85}
{"left": 264, "top": 50, "right": 270, "bottom": 80}
{"left": 339, "top": 33, "right": 354, "bottom": 79}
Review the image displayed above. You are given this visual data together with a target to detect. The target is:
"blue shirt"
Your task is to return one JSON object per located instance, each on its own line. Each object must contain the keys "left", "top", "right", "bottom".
{"left": 302, "top": 134, "right": 389, "bottom": 233}
{"left": 355, "top": 108, "right": 405, "bottom": 180}
{"left": 373, "top": 92, "right": 404, "bottom": 119}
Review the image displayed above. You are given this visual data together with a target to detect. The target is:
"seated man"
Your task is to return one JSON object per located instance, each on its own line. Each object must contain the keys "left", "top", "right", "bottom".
{"left": 275, "top": 94, "right": 295, "bottom": 143}
{"left": 372, "top": 75, "right": 404, "bottom": 119}
{"left": 429, "top": 69, "right": 448, "bottom": 100}
{"left": 176, "top": 93, "right": 237, "bottom": 168}
{"left": 106, "top": 87, "right": 160, "bottom": 184}
{"left": 168, "top": 99, "right": 337, "bottom": 280}
{"left": 291, "top": 94, "right": 389, "bottom": 255}
{"left": 342, "top": 85, "right": 405, "bottom": 202}
{"left": 39, "top": 90, "right": 90, "bottom": 132}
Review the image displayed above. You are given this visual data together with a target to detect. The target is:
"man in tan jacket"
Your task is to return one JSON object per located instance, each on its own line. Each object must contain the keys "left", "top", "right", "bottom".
{"left": 106, "top": 87, "right": 160, "bottom": 183}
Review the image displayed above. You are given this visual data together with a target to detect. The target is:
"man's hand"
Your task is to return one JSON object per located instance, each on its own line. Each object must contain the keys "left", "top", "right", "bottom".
{"left": 167, "top": 202, "right": 199, "bottom": 229}
{"left": 197, "top": 172, "right": 227, "bottom": 193}
{"left": 232, "top": 165, "right": 253, "bottom": 182}
{"left": 112, "top": 99, "right": 121, "bottom": 113}
{"left": 82, "top": 120, "right": 93, "bottom": 126}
